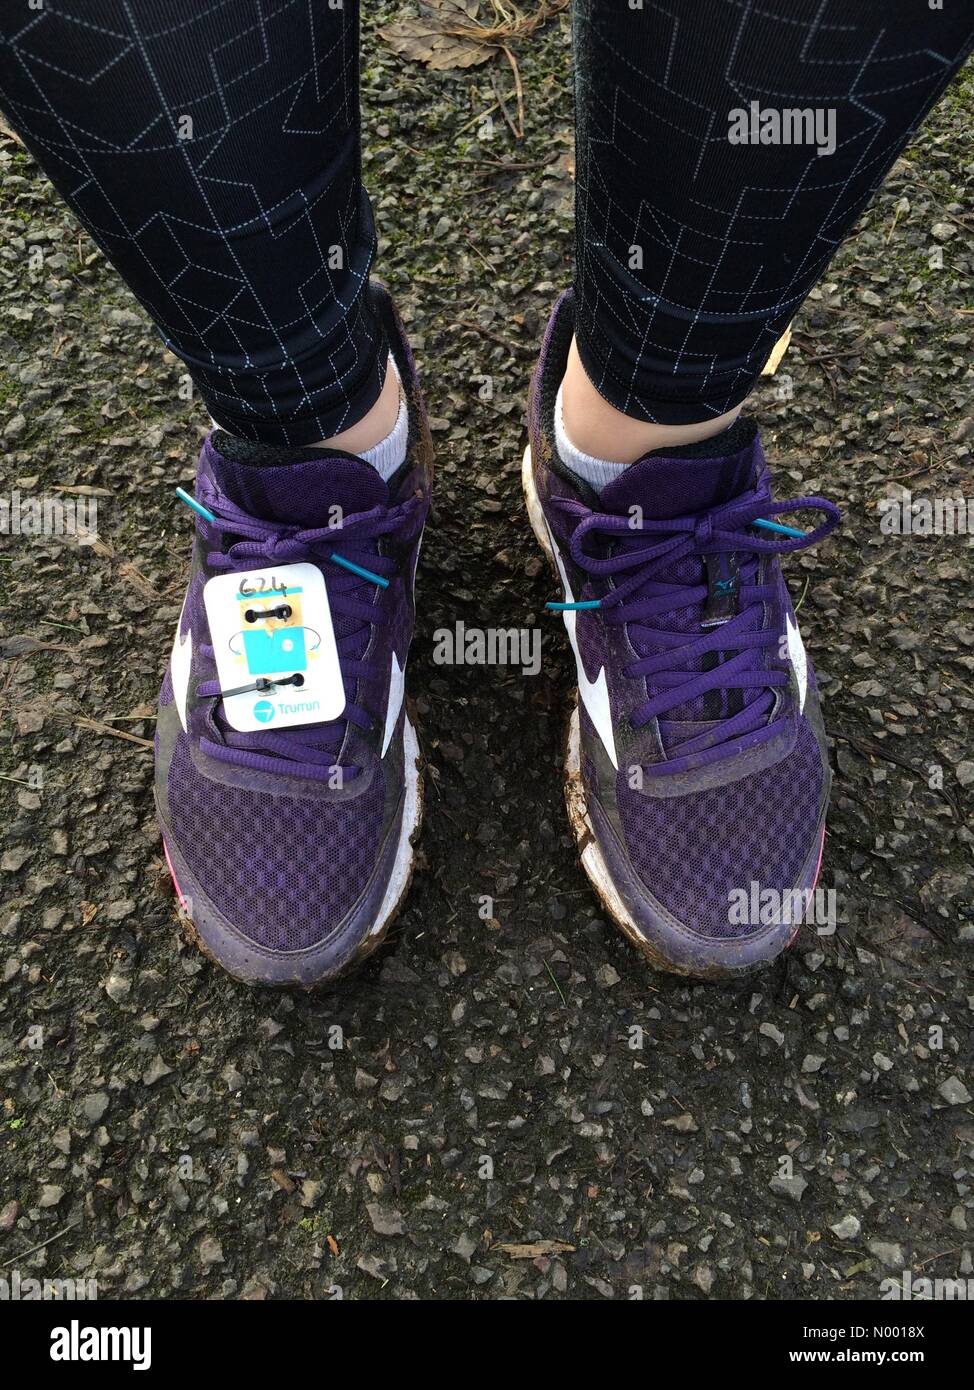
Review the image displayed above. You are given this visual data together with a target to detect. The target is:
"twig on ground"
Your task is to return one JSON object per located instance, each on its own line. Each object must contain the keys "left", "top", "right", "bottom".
{"left": 73, "top": 716, "right": 153, "bottom": 750}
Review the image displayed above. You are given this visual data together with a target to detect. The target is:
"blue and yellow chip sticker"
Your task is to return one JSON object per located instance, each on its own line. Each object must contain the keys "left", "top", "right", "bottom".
{"left": 230, "top": 588, "right": 318, "bottom": 676}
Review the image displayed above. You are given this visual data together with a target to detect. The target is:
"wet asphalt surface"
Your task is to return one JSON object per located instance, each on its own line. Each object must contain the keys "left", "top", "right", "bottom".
{"left": 0, "top": 11, "right": 972, "bottom": 1300}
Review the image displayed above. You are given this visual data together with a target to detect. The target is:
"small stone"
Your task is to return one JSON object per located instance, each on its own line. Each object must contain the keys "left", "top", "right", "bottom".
{"left": 868, "top": 1240, "right": 904, "bottom": 1269}
{"left": 0, "top": 1200, "right": 19, "bottom": 1231}
{"left": 830, "top": 1214, "right": 861, "bottom": 1241}
{"left": 802, "top": 1054, "right": 825, "bottom": 1073}
{"left": 664, "top": 1113, "right": 698, "bottom": 1132}
{"left": 378, "top": 958, "right": 421, "bottom": 986}
{"left": 1, "top": 848, "right": 32, "bottom": 872}
{"left": 939, "top": 1077, "right": 972, "bottom": 1106}
{"left": 300, "top": 1180, "right": 324, "bottom": 1209}
{"left": 760, "top": 1023, "right": 785, "bottom": 1046}
{"left": 106, "top": 898, "right": 136, "bottom": 922}
{"left": 104, "top": 971, "right": 132, "bottom": 1003}
{"left": 379, "top": 1075, "right": 406, "bottom": 1102}
{"left": 366, "top": 1202, "right": 404, "bottom": 1236}
{"left": 39, "top": 1184, "right": 64, "bottom": 1208}
{"left": 770, "top": 1173, "right": 808, "bottom": 1203}
{"left": 452, "top": 1233, "right": 478, "bottom": 1263}
{"left": 956, "top": 761, "right": 974, "bottom": 788}
{"left": 199, "top": 1237, "right": 224, "bottom": 1267}
{"left": 82, "top": 1092, "right": 110, "bottom": 1125}
{"left": 693, "top": 1264, "right": 714, "bottom": 1294}
{"left": 143, "top": 1054, "right": 173, "bottom": 1086}
{"left": 108, "top": 307, "right": 144, "bottom": 329}
{"left": 596, "top": 964, "right": 621, "bottom": 987}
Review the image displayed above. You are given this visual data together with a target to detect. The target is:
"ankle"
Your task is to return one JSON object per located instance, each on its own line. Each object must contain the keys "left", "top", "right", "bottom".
{"left": 311, "top": 354, "right": 401, "bottom": 455}
{"left": 561, "top": 337, "right": 744, "bottom": 464}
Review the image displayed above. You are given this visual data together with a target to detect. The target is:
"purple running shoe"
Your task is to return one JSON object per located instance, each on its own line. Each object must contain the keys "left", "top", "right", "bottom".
{"left": 525, "top": 293, "right": 840, "bottom": 978}
{"left": 155, "top": 285, "right": 432, "bottom": 986}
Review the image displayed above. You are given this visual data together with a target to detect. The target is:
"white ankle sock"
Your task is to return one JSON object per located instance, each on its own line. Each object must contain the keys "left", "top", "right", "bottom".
{"left": 360, "top": 355, "right": 408, "bottom": 482}
{"left": 554, "top": 383, "right": 630, "bottom": 492}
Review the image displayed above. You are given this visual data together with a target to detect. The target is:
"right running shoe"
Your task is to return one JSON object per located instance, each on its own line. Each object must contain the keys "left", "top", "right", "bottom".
{"left": 525, "top": 292, "right": 840, "bottom": 977}
{"left": 155, "top": 284, "right": 431, "bottom": 987}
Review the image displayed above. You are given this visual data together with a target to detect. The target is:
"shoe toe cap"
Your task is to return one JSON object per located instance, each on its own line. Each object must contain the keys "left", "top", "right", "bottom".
{"left": 611, "top": 719, "right": 827, "bottom": 971}
{"left": 160, "top": 735, "right": 392, "bottom": 982}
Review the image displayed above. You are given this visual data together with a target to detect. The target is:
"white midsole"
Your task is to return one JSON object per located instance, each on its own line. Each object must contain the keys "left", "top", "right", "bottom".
{"left": 368, "top": 714, "right": 422, "bottom": 935}
{"left": 522, "top": 443, "right": 649, "bottom": 946}
{"left": 521, "top": 442, "right": 553, "bottom": 561}
{"left": 563, "top": 703, "right": 651, "bottom": 945}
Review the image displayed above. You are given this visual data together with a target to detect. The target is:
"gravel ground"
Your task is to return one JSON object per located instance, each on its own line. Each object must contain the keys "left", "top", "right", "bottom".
{"left": 1, "top": 9, "right": 972, "bottom": 1302}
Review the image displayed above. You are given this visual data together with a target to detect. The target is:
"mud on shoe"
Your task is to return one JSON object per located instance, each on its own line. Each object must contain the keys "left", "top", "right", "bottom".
{"left": 155, "top": 284, "right": 432, "bottom": 986}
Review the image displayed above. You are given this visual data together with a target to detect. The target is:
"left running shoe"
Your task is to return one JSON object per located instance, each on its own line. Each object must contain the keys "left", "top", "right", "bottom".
{"left": 155, "top": 285, "right": 432, "bottom": 987}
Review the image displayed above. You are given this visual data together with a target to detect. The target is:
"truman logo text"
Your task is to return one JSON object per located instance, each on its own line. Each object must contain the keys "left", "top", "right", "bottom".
{"left": 253, "top": 698, "right": 321, "bottom": 723}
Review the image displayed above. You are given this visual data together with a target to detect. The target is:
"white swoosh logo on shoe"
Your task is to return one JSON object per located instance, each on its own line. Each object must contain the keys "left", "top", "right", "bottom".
{"left": 170, "top": 605, "right": 192, "bottom": 734}
{"left": 382, "top": 650, "right": 405, "bottom": 757}
{"left": 546, "top": 521, "right": 618, "bottom": 770}
{"left": 381, "top": 534, "right": 423, "bottom": 758}
{"left": 786, "top": 612, "right": 807, "bottom": 713}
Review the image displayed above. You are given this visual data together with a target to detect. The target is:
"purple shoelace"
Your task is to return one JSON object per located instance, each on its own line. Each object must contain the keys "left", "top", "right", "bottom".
{"left": 551, "top": 478, "right": 840, "bottom": 777}
{"left": 188, "top": 485, "right": 424, "bottom": 782}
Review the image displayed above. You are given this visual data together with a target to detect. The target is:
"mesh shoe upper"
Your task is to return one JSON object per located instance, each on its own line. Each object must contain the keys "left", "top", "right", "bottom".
{"left": 166, "top": 735, "right": 386, "bottom": 951}
{"left": 614, "top": 715, "right": 824, "bottom": 938}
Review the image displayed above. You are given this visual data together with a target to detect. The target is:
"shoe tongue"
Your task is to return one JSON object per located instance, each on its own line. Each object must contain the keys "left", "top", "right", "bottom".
{"left": 203, "top": 435, "right": 388, "bottom": 527}
{"left": 599, "top": 436, "right": 761, "bottom": 519}
{"left": 596, "top": 434, "right": 766, "bottom": 744}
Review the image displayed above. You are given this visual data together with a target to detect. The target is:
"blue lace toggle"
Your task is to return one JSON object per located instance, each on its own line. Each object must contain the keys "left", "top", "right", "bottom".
{"left": 328, "top": 552, "right": 389, "bottom": 589}
{"left": 175, "top": 486, "right": 216, "bottom": 524}
{"left": 546, "top": 598, "right": 602, "bottom": 611}
{"left": 751, "top": 517, "right": 805, "bottom": 539}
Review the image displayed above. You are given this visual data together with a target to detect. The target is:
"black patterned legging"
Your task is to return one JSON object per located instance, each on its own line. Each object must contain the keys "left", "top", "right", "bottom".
{"left": 0, "top": 1, "right": 971, "bottom": 444}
